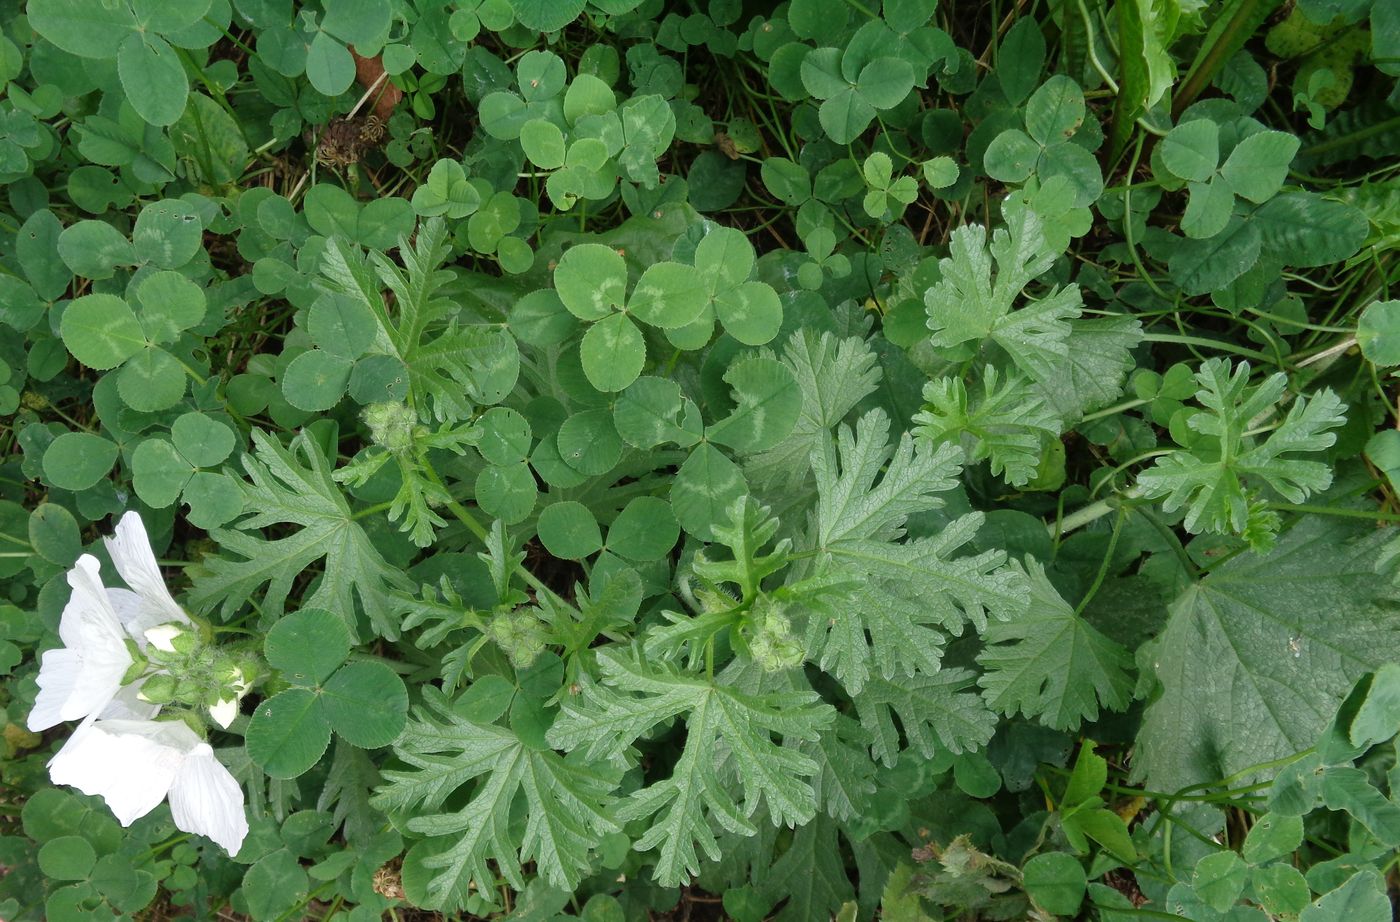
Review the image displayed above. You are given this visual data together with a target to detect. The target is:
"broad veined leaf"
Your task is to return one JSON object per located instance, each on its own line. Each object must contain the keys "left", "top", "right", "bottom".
{"left": 854, "top": 669, "right": 999, "bottom": 766}
{"left": 978, "top": 559, "right": 1134, "bottom": 731}
{"left": 189, "top": 430, "right": 412, "bottom": 640}
{"left": 547, "top": 648, "right": 834, "bottom": 887}
{"left": 373, "top": 688, "right": 619, "bottom": 911}
{"left": 705, "top": 355, "right": 802, "bottom": 453}
{"left": 1133, "top": 517, "right": 1400, "bottom": 793}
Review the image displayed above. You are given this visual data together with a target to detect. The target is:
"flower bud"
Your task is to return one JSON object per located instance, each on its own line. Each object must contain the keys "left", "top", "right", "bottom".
{"left": 144, "top": 622, "right": 197, "bottom": 655}
{"left": 208, "top": 664, "right": 253, "bottom": 729}
{"left": 137, "top": 674, "right": 177, "bottom": 705}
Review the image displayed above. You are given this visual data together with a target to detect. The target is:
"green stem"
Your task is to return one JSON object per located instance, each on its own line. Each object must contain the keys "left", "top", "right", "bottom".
{"left": 1172, "top": 0, "right": 1280, "bottom": 120}
{"left": 1265, "top": 502, "right": 1400, "bottom": 522}
{"left": 1300, "top": 115, "right": 1400, "bottom": 160}
{"left": 1142, "top": 333, "right": 1277, "bottom": 364}
{"left": 419, "top": 464, "right": 553, "bottom": 599}
{"left": 1074, "top": 507, "right": 1126, "bottom": 615}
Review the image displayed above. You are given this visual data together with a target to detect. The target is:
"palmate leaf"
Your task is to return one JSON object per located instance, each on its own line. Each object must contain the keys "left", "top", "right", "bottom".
{"left": 977, "top": 559, "right": 1135, "bottom": 731}
{"left": 1034, "top": 315, "right": 1143, "bottom": 421}
{"left": 925, "top": 205, "right": 1083, "bottom": 389}
{"left": 1134, "top": 516, "right": 1400, "bottom": 793}
{"left": 1136, "top": 359, "right": 1345, "bottom": 544}
{"left": 745, "top": 330, "right": 883, "bottom": 492}
{"left": 317, "top": 739, "right": 384, "bottom": 846}
{"left": 855, "top": 669, "right": 999, "bottom": 766}
{"left": 546, "top": 647, "right": 834, "bottom": 886}
{"left": 802, "top": 410, "right": 1030, "bottom": 693}
{"left": 318, "top": 218, "right": 520, "bottom": 423}
{"left": 760, "top": 815, "right": 854, "bottom": 921}
{"left": 188, "top": 429, "right": 410, "bottom": 640}
{"left": 916, "top": 367, "right": 1060, "bottom": 486}
{"left": 372, "top": 688, "right": 619, "bottom": 910}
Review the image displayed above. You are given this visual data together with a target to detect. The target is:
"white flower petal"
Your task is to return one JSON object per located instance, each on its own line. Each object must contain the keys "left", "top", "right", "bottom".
{"left": 105, "top": 587, "right": 146, "bottom": 639}
{"left": 61, "top": 557, "right": 130, "bottom": 655}
{"left": 48, "top": 721, "right": 181, "bottom": 826}
{"left": 169, "top": 743, "right": 248, "bottom": 856}
{"left": 104, "top": 512, "right": 189, "bottom": 637}
{"left": 28, "top": 648, "right": 83, "bottom": 731}
{"left": 209, "top": 697, "right": 238, "bottom": 729}
{"left": 32, "top": 559, "right": 133, "bottom": 728}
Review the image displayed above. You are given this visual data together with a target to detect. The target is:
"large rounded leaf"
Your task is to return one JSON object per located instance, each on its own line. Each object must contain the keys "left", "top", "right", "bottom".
{"left": 321, "top": 661, "right": 409, "bottom": 749}
{"left": 246, "top": 688, "right": 332, "bottom": 780}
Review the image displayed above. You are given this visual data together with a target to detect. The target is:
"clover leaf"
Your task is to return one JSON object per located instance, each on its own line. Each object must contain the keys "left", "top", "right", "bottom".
{"left": 246, "top": 608, "right": 409, "bottom": 779}
{"left": 554, "top": 243, "right": 706, "bottom": 391}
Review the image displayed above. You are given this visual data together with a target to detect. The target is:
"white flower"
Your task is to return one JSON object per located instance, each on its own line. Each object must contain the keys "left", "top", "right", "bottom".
{"left": 104, "top": 512, "right": 192, "bottom": 643}
{"left": 48, "top": 718, "right": 248, "bottom": 855}
{"left": 28, "top": 556, "right": 135, "bottom": 731}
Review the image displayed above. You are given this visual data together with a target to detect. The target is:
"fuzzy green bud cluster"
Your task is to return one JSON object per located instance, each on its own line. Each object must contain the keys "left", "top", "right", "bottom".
{"left": 363, "top": 401, "right": 420, "bottom": 453}
{"left": 137, "top": 623, "right": 258, "bottom": 726}
{"left": 488, "top": 608, "right": 548, "bottom": 668}
{"left": 746, "top": 605, "right": 805, "bottom": 672}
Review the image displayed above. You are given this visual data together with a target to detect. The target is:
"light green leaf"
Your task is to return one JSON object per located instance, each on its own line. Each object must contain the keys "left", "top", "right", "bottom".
{"left": 1181, "top": 176, "right": 1235, "bottom": 239}
{"left": 305, "top": 30, "right": 355, "bottom": 96}
{"left": 555, "top": 243, "right": 627, "bottom": 321}
{"left": 60, "top": 294, "right": 145, "bottom": 370}
{"left": 133, "top": 270, "right": 206, "bottom": 344}
{"left": 376, "top": 688, "right": 618, "bottom": 910}
{"left": 628, "top": 262, "right": 707, "bottom": 329}
{"left": 549, "top": 648, "right": 832, "bottom": 886}
{"left": 520, "top": 119, "right": 567, "bottom": 170}
{"left": 613, "top": 377, "right": 703, "bottom": 449}
{"left": 1023, "top": 852, "right": 1086, "bottom": 916}
{"left": 265, "top": 608, "right": 351, "bottom": 686}
{"left": 190, "top": 430, "right": 412, "bottom": 639}
{"left": 925, "top": 206, "right": 1082, "bottom": 393}
{"left": 1357, "top": 300, "right": 1400, "bottom": 366}
{"left": 1137, "top": 359, "right": 1344, "bottom": 542}
{"left": 607, "top": 496, "right": 679, "bottom": 562}
{"left": 246, "top": 688, "right": 333, "bottom": 780}
{"left": 1162, "top": 119, "right": 1220, "bottom": 182}
{"left": 1300, "top": 870, "right": 1391, "bottom": 922}
{"left": 282, "top": 350, "right": 352, "bottom": 412}
{"left": 117, "top": 346, "right": 188, "bottom": 411}
{"left": 1024, "top": 75, "right": 1085, "bottom": 145}
{"left": 27, "top": 0, "right": 136, "bottom": 58}
{"left": 509, "top": 0, "right": 586, "bottom": 31}
{"left": 322, "top": 661, "right": 409, "bottom": 749}
{"left": 117, "top": 33, "right": 188, "bottom": 127}
{"left": 854, "top": 670, "right": 997, "bottom": 766}
{"left": 580, "top": 312, "right": 645, "bottom": 392}
{"left": 538, "top": 501, "right": 603, "bottom": 560}
{"left": 1220, "top": 130, "right": 1300, "bottom": 203}
{"left": 671, "top": 442, "right": 748, "bottom": 539}
{"left": 132, "top": 437, "right": 194, "bottom": 507}
{"left": 706, "top": 355, "right": 802, "bottom": 453}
